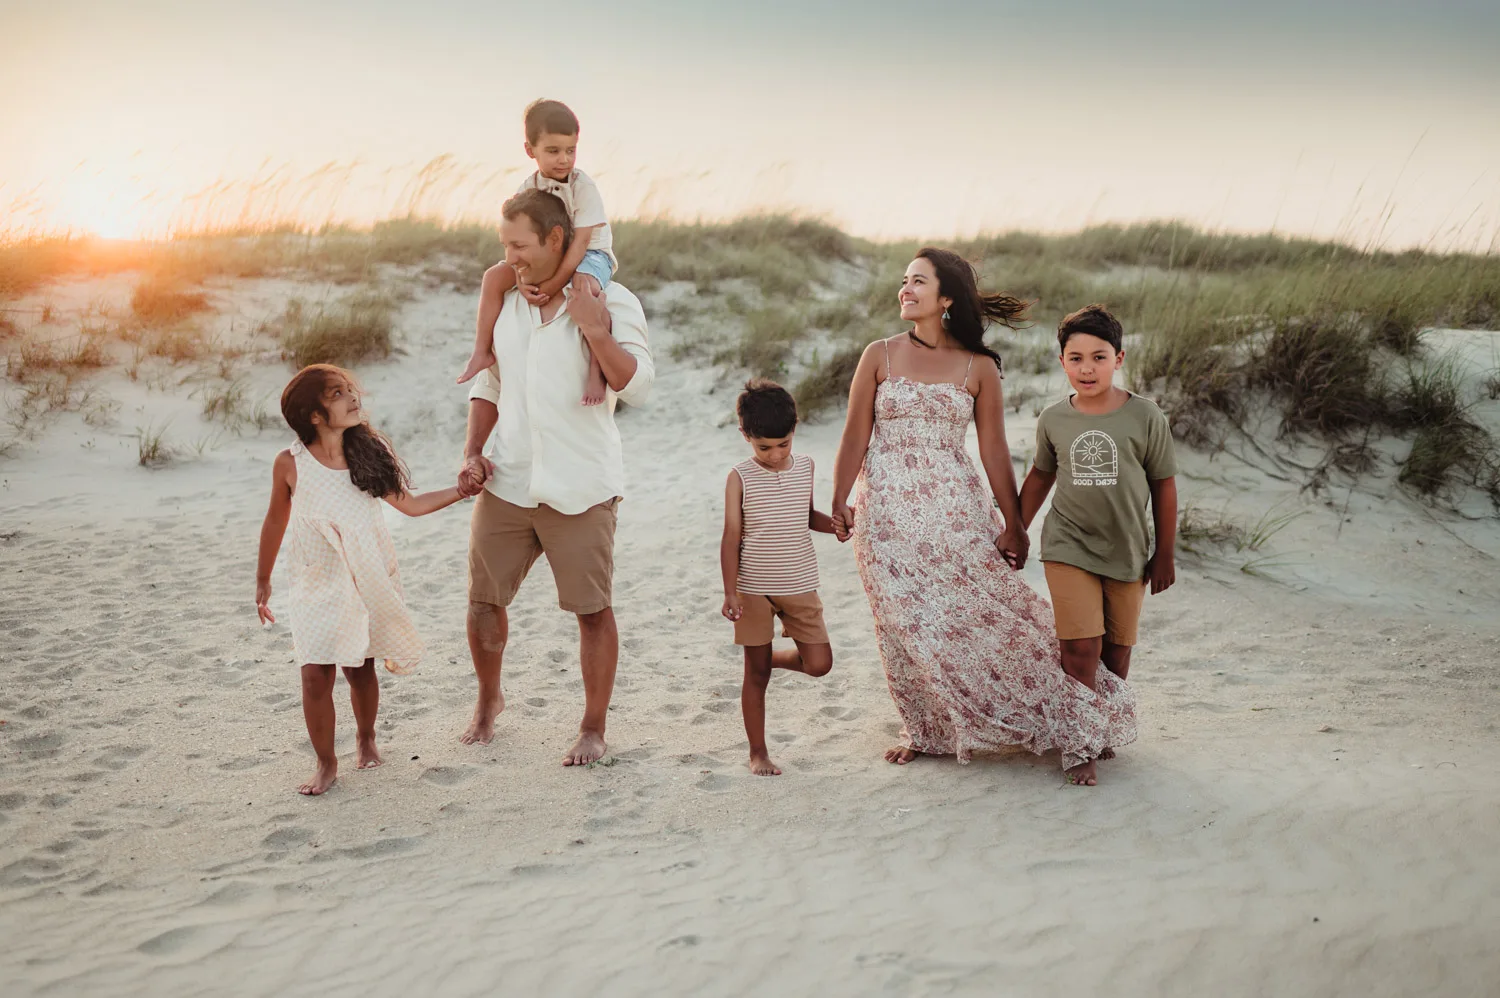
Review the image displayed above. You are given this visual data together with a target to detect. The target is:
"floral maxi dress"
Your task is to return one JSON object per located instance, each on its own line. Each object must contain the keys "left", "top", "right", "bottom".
{"left": 852, "top": 372, "right": 1136, "bottom": 770}
{"left": 286, "top": 439, "right": 423, "bottom": 673}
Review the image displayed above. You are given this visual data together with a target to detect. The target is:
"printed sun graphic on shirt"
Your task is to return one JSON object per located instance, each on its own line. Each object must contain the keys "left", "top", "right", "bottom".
{"left": 1068, "top": 429, "right": 1119, "bottom": 484}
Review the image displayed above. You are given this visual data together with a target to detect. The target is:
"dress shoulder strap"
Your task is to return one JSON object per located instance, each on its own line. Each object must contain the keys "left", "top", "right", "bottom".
{"left": 881, "top": 337, "right": 891, "bottom": 380}
{"left": 960, "top": 352, "right": 975, "bottom": 389}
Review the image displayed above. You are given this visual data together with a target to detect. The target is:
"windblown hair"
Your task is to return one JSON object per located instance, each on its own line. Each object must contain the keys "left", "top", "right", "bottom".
{"left": 523, "top": 99, "right": 580, "bottom": 144}
{"left": 736, "top": 378, "right": 798, "bottom": 439}
{"left": 503, "top": 188, "right": 574, "bottom": 249}
{"left": 280, "top": 364, "right": 410, "bottom": 500}
{"left": 1057, "top": 303, "right": 1124, "bottom": 353}
{"left": 914, "top": 247, "right": 1032, "bottom": 374}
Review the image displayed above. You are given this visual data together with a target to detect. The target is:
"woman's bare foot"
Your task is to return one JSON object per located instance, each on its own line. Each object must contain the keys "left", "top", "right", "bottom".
{"left": 298, "top": 760, "right": 337, "bottom": 796}
{"left": 748, "top": 751, "right": 782, "bottom": 776}
{"left": 456, "top": 349, "right": 496, "bottom": 386}
{"left": 460, "top": 690, "right": 505, "bottom": 745}
{"left": 1098, "top": 747, "right": 1116, "bottom": 761}
{"left": 1065, "top": 760, "right": 1098, "bottom": 786}
{"left": 884, "top": 745, "right": 920, "bottom": 765}
{"left": 581, "top": 363, "right": 607, "bottom": 406}
{"left": 355, "top": 736, "right": 383, "bottom": 770}
{"left": 563, "top": 730, "right": 607, "bottom": 766}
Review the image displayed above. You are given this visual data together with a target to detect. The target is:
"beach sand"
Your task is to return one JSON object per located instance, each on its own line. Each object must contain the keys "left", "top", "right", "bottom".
{"left": 2, "top": 275, "right": 1498, "bottom": 997}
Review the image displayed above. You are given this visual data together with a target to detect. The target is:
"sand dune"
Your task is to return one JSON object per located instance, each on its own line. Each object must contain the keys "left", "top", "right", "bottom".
{"left": 2, "top": 275, "right": 1498, "bottom": 997}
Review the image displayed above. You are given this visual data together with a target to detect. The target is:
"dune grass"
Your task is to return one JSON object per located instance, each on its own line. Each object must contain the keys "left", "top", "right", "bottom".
{"left": 271, "top": 292, "right": 396, "bottom": 368}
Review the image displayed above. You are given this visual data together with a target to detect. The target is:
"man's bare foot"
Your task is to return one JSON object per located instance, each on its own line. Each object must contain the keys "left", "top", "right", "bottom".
{"left": 748, "top": 751, "right": 782, "bottom": 776}
{"left": 1098, "top": 747, "right": 1116, "bottom": 761}
{"left": 355, "top": 736, "right": 383, "bottom": 770}
{"left": 298, "top": 760, "right": 337, "bottom": 796}
{"left": 459, "top": 690, "right": 505, "bottom": 745}
{"left": 1065, "top": 760, "right": 1098, "bottom": 786}
{"left": 884, "top": 745, "right": 920, "bottom": 765}
{"left": 581, "top": 365, "right": 607, "bottom": 406}
{"left": 456, "top": 350, "right": 496, "bottom": 386}
{"left": 563, "top": 730, "right": 606, "bottom": 766}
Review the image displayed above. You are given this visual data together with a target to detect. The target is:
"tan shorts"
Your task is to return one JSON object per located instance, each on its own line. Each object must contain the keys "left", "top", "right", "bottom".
{"left": 733, "top": 592, "right": 829, "bottom": 647}
{"left": 1043, "top": 561, "right": 1147, "bottom": 646}
{"left": 468, "top": 491, "right": 617, "bottom": 614}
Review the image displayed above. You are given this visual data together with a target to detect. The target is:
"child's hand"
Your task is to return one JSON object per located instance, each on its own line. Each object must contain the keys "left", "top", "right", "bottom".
{"left": 256, "top": 580, "right": 275, "bottom": 625}
{"left": 1145, "top": 551, "right": 1176, "bottom": 594}
{"left": 996, "top": 525, "right": 1030, "bottom": 571}
{"left": 721, "top": 595, "right": 743, "bottom": 622}
{"left": 832, "top": 501, "right": 854, "bottom": 542}
{"left": 520, "top": 283, "right": 550, "bottom": 306}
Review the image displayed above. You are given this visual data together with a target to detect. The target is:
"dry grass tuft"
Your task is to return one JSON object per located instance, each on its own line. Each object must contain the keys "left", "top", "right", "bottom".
{"left": 272, "top": 293, "right": 396, "bottom": 368}
{"left": 131, "top": 276, "right": 211, "bottom": 326}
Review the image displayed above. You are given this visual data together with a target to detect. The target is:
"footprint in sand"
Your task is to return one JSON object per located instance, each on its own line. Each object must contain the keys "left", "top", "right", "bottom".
{"left": 525, "top": 697, "right": 547, "bottom": 708}
{"left": 701, "top": 700, "right": 737, "bottom": 714}
{"left": 16, "top": 732, "right": 65, "bottom": 758}
{"left": 419, "top": 766, "right": 475, "bottom": 786}
{"left": 261, "top": 827, "right": 315, "bottom": 850}
{"left": 0, "top": 792, "right": 27, "bottom": 811}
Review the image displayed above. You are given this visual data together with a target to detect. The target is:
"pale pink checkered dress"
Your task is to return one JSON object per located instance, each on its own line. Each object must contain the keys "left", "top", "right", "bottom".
{"left": 286, "top": 440, "right": 423, "bottom": 673}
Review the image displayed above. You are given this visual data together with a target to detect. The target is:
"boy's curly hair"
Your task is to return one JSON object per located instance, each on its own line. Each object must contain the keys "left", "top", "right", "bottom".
{"left": 736, "top": 378, "right": 798, "bottom": 439}
{"left": 1057, "top": 304, "right": 1124, "bottom": 353}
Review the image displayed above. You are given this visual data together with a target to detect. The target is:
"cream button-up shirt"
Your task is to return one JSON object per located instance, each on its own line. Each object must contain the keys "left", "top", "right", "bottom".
{"left": 466, "top": 283, "right": 653, "bottom": 515}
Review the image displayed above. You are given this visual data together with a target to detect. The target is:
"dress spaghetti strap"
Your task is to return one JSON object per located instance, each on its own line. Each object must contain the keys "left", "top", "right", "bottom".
{"left": 960, "top": 353, "right": 975, "bottom": 390}
{"left": 881, "top": 338, "right": 892, "bottom": 380}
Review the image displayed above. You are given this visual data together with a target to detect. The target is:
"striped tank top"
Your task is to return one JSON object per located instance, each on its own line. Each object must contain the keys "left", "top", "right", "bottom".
{"left": 734, "top": 453, "right": 819, "bottom": 596}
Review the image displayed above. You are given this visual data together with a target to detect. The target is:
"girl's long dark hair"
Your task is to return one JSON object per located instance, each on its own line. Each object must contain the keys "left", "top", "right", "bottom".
{"left": 280, "top": 364, "right": 410, "bottom": 499}
{"left": 914, "top": 247, "right": 1031, "bottom": 373}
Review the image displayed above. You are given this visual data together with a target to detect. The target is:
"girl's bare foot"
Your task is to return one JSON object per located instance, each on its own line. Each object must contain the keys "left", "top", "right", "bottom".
{"left": 1065, "top": 760, "right": 1098, "bottom": 786}
{"left": 460, "top": 690, "right": 504, "bottom": 745}
{"left": 884, "top": 746, "right": 920, "bottom": 765}
{"left": 1098, "top": 747, "right": 1116, "bottom": 761}
{"left": 582, "top": 364, "right": 607, "bottom": 406}
{"left": 355, "top": 736, "right": 383, "bottom": 770}
{"left": 563, "top": 730, "right": 607, "bottom": 766}
{"left": 456, "top": 350, "right": 496, "bottom": 386}
{"left": 299, "top": 760, "right": 337, "bottom": 796}
{"left": 748, "top": 751, "right": 782, "bottom": 776}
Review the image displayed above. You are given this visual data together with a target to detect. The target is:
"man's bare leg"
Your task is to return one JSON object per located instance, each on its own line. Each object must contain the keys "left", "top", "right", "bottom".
{"left": 343, "top": 659, "right": 382, "bottom": 769}
{"left": 565, "top": 607, "right": 616, "bottom": 765}
{"left": 299, "top": 664, "right": 338, "bottom": 795}
{"left": 462, "top": 600, "right": 507, "bottom": 745}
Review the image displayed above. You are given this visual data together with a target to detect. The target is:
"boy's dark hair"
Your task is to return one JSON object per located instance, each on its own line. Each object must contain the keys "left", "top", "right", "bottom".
{"left": 524, "top": 99, "right": 580, "bottom": 144}
{"left": 737, "top": 378, "right": 798, "bottom": 439}
{"left": 1057, "top": 304, "right": 1123, "bottom": 353}
{"left": 502, "top": 188, "right": 574, "bottom": 248}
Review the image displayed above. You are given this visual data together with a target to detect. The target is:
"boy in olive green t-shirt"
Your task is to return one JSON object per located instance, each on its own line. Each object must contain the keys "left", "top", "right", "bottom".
{"left": 1019, "top": 305, "right": 1178, "bottom": 741}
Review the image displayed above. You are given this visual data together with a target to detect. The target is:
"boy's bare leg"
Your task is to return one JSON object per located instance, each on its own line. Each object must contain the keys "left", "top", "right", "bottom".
{"left": 1096, "top": 642, "right": 1133, "bottom": 760}
{"left": 456, "top": 263, "right": 516, "bottom": 385}
{"left": 462, "top": 601, "right": 507, "bottom": 745}
{"left": 742, "top": 644, "right": 780, "bottom": 775}
{"left": 343, "top": 659, "right": 382, "bottom": 769}
{"left": 566, "top": 608, "right": 616, "bottom": 766}
{"left": 299, "top": 664, "right": 338, "bottom": 795}
{"left": 1060, "top": 637, "right": 1104, "bottom": 784}
{"left": 573, "top": 273, "right": 609, "bottom": 405}
{"left": 780, "top": 641, "right": 832, "bottom": 678}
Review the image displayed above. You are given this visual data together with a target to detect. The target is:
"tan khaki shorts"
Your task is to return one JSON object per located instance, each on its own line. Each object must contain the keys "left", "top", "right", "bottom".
{"left": 468, "top": 491, "right": 617, "bottom": 614}
{"left": 733, "top": 592, "right": 829, "bottom": 647}
{"left": 1043, "top": 561, "right": 1147, "bottom": 646}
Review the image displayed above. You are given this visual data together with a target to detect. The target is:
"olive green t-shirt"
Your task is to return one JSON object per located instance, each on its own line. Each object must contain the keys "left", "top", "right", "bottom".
{"left": 1033, "top": 393, "right": 1177, "bottom": 582}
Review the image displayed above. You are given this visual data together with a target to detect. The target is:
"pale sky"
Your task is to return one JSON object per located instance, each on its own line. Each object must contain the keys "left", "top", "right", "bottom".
{"left": 2, "top": 0, "right": 1497, "bottom": 249}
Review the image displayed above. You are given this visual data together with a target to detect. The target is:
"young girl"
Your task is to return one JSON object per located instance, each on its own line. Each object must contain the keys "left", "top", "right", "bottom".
{"left": 255, "top": 364, "right": 476, "bottom": 796}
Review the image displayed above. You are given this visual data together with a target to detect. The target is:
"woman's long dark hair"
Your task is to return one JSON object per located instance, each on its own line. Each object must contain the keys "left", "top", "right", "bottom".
{"left": 280, "top": 364, "right": 410, "bottom": 499}
{"left": 914, "top": 247, "right": 1031, "bottom": 373}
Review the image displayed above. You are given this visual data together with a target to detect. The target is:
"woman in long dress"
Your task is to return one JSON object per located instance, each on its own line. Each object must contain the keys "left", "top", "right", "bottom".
{"left": 829, "top": 248, "right": 1136, "bottom": 785}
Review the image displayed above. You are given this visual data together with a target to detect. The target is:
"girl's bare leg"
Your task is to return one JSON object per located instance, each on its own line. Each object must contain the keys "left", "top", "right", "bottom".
{"left": 299, "top": 664, "right": 338, "bottom": 795}
{"left": 343, "top": 659, "right": 382, "bottom": 769}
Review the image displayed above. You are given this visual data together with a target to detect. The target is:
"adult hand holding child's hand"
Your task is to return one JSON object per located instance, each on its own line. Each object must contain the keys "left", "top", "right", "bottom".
{"left": 996, "top": 525, "right": 1029, "bottom": 571}
{"left": 458, "top": 454, "right": 493, "bottom": 496}
{"left": 831, "top": 501, "right": 855, "bottom": 543}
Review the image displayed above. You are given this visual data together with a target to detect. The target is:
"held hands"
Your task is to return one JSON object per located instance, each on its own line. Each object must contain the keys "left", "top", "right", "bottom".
{"left": 996, "top": 525, "right": 1030, "bottom": 571}
{"left": 721, "top": 594, "right": 743, "bottom": 622}
{"left": 256, "top": 579, "right": 275, "bottom": 625}
{"left": 1145, "top": 551, "right": 1176, "bottom": 595}
{"left": 831, "top": 502, "right": 854, "bottom": 543}
{"left": 458, "top": 454, "right": 494, "bottom": 497}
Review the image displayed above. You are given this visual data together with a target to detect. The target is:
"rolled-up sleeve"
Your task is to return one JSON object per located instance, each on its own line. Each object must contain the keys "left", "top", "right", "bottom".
{"left": 606, "top": 288, "right": 655, "bottom": 407}
{"left": 467, "top": 367, "right": 501, "bottom": 406}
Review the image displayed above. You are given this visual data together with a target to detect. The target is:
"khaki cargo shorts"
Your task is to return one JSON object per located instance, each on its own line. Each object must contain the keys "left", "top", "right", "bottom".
{"left": 468, "top": 491, "right": 618, "bottom": 615}
{"left": 1043, "top": 561, "right": 1147, "bottom": 646}
{"left": 733, "top": 591, "right": 829, "bottom": 647}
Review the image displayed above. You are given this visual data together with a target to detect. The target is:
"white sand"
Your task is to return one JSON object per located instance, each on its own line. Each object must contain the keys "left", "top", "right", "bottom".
{"left": 2, "top": 276, "right": 1498, "bottom": 997}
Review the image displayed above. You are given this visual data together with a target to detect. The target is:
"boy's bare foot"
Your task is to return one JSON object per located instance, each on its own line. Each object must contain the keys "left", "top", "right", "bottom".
{"left": 748, "top": 751, "right": 782, "bottom": 776}
{"left": 459, "top": 690, "right": 505, "bottom": 745}
{"left": 355, "top": 737, "right": 383, "bottom": 770}
{"left": 298, "top": 760, "right": 337, "bottom": 796}
{"left": 456, "top": 350, "right": 496, "bottom": 386}
{"left": 582, "top": 365, "right": 607, "bottom": 406}
{"left": 1098, "top": 747, "right": 1116, "bottom": 761}
{"left": 563, "top": 730, "right": 606, "bottom": 766}
{"left": 884, "top": 745, "right": 920, "bottom": 765}
{"left": 1065, "top": 760, "right": 1098, "bottom": 786}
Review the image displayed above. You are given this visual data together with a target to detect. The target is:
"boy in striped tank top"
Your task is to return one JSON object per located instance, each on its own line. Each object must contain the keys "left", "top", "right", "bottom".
{"left": 720, "top": 379, "right": 837, "bottom": 776}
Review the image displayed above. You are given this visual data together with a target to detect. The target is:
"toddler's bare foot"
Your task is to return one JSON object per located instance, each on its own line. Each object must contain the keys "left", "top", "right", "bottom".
{"left": 1065, "top": 760, "right": 1098, "bottom": 786}
{"left": 748, "top": 751, "right": 782, "bottom": 776}
{"left": 884, "top": 745, "right": 920, "bottom": 765}
{"left": 355, "top": 736, "right": 383, "bottom": 770}
{"left": 1098, "top": 747, "right": 1116, "bottom": 761}
{"left": 299, "top": 760, "right": 337, "bottom": 796}
{"left": 563, "top": 730, "right": 607, "bottom": 766}
{"left": 460, "top": 689, "right": 505, "bottom": 745}
{"left": 582, "top": 365, "right": 607, "bottom": 406}
{"left": 456, "top": 349, "right": 496, "bottom": 385}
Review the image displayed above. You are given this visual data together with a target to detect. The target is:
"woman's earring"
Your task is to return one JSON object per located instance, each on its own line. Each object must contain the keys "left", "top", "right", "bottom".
{"left": 941, "top": 309, "right": 950, "bottom": 329}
